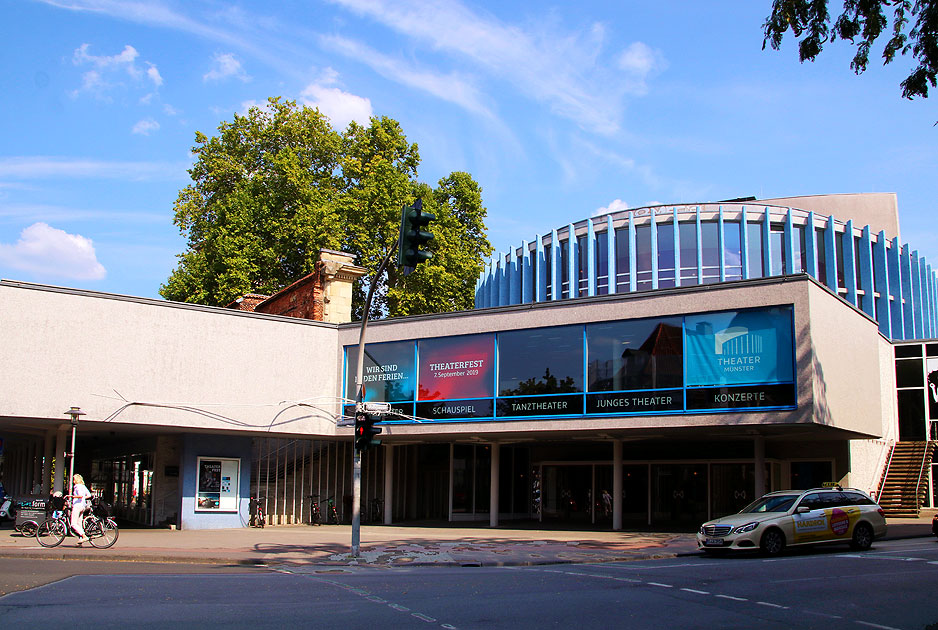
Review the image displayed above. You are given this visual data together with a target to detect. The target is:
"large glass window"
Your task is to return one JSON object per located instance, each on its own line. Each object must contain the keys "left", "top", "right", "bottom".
{"left": 679, "top": 222, "right": 698, "bottom": 286}
{"left": 417, "top": 334, "right": 495, "bottom": 400}
{"left": 701, "top": 222, "right": 720, "bottom": 283}
{"left": 586, "top": 318, "right": 683, "bottom": 391}
{"left": 498, "top": 326, "right": 583, "bottom": 396}
{"left": 544, "top": 244, "right": 552, "bottom": 299}
{"left": 345, "top": 340, "right": 416, "bottom": 402}
{"left": 794, "top": 225, "right": 806, "bottom": 274}
{"left": 815, "top": 226, "right": 827, "bottom": 284}
{"left": 635, "top": 224, "right": 652, "bottom": 291}
{"left": 615, "top": 227, "right": 631, "bottom": 292}
{"left": 836, "top": 231, "right": 846, "bottom": 289}
{"left": 724, "top": 221, "right": 742, "bottom": 281}
{"left": 657, "top": 222, "right": 676, "bottom": 289}
{"left": 596, "top": 232, "right": 609, "bottom": 295}
{"left": 577, "top": 235, "right": 589, "bottom": 297}
{"left": 769, "top": 224, "right": 786, "bottom": 276}
{"left": 747, "top": 223, "right": 764, "bottom": 278}
{"left": 560, "top": 239, "right": 570, "bottom": 299}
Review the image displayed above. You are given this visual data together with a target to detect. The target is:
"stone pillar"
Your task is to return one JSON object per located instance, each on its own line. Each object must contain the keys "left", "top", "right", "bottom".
{"left": 613, "top": 440, "right": 623, "bottom": 531}
{"left": 319, "top": 250, "right": 367, "bottom": 324}
{"left": 754, "top": 436, "right": 766, "bottom": 499}
{"left": 383, "top": 445, "right": 394, "bottom": 525}
{"left": 489, "top": 443, "right": 500, "bottom": 527}
{"left": 53, "top": 426, "right": 69, "bottom": 494}
{"left": 43, "top": 430, "right": 56, "bottom": 494}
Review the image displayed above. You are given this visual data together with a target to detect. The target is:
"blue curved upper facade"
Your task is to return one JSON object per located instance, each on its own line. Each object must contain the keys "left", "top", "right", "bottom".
{"left": 475, "top": 197, "right": 937, "bottom": 341}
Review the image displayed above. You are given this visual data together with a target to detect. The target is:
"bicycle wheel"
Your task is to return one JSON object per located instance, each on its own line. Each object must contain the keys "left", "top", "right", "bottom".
{"left": 88, "top": 518, "right": 118, "bottom": 548}
{"left": 36, "top": 518, "right": 66, "bottom": 547}
{"left": 20, "top": 520, "right": 38, "bottom": 537}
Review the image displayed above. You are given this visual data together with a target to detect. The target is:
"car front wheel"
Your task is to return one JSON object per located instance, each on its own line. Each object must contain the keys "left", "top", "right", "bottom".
{"left": 850, "top": 522, "right": 874, "bottom": 551}
{"left": 760, "top": 528, "right": 786, "bottom": 556}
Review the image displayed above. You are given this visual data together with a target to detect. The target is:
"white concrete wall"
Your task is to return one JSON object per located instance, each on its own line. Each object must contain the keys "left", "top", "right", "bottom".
{"left": 0, "top": 282, "right": 340, "bottom": 436}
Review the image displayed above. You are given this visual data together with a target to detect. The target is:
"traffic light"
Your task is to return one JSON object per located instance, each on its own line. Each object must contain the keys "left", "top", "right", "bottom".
{"left": 354, "top": 412, "right": 382, "bottom": 452}
{"left": 397, "top": 197, "right": 435, "bottom": 276}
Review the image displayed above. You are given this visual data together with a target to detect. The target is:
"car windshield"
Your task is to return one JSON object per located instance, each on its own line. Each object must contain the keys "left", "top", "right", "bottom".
{"left": 739, "top": 494, "right": 799, "bottom": 514}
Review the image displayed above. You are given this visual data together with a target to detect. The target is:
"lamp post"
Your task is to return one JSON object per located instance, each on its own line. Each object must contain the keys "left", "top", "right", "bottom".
{"left": 63, "top": 407, "right": 84, "bottom": 491}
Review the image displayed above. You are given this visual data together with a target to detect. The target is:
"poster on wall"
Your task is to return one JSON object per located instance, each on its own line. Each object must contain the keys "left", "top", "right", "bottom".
{"left": 927, "top": 358, "right": 938, "bottom": 419}
{"left": 415, "top": 335, "right": 495, "bottom": 419}
{"left": 684, "top": 307, "right": 794, "bottom": 387}
{"left": 196, "top": 457, "right": 240, "bottom": 512}
{"left": 345, "top": 340, "right": 416, "bottom": 403}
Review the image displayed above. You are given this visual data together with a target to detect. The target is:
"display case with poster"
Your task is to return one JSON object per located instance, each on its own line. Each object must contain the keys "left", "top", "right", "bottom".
{"left": 196, "top": 457, "right": 240, "bottom": 512}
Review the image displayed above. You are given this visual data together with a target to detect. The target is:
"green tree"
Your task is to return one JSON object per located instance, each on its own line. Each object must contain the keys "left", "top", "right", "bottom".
{"left": 763, "top": 0, "right": 938, "bottom": 99}
{"left": 160, "top": 98, "right": 492, "bottom": 318}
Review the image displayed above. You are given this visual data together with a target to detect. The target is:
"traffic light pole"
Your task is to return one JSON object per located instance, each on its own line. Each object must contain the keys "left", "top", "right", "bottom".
{"left": 351, "top": 244, "right": 395, "bottom": 558}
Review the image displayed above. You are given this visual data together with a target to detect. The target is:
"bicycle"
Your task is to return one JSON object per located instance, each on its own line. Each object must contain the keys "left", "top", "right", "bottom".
{"left": 249, "top": 496, "right": 265, "bottom": 528}
{"left": 307, "top": 495, "right": 322, "bottom": 526}
{"left": 36, "top": 498, "right": 118, "bottom": 549}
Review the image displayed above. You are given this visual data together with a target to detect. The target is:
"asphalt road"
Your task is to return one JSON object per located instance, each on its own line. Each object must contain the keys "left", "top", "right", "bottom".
{"left": 2, "top": 539, "right": 937, "bottom": 629}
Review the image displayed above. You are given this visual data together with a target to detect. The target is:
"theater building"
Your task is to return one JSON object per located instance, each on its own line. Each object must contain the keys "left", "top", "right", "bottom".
{"left": 0, "top": 193, "right": 934, "bottom": 530}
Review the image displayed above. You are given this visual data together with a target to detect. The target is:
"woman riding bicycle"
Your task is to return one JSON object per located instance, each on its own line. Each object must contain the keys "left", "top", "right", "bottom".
{"left": 70, "top": 474, "right": 92, "bottom": 545}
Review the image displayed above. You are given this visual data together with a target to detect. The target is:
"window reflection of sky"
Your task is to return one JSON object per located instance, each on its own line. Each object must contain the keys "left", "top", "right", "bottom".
{"left": 498, "top": 326, "right": 583, "bottom": 396}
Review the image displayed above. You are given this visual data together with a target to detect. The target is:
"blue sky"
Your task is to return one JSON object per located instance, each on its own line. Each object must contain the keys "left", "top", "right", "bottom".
{"left": 1, "top": 0, "right": 935, "bottom": 299}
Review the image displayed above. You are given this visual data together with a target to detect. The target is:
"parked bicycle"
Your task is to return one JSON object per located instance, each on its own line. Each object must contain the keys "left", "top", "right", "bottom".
{"left": 36, "top": 497, "right": 118, "bottom": 548}
{"left": 307, "top": 494, "right": 338, "bottom": 525}
{"left": 249, "top": 496, "right": 265, "bottom": 528}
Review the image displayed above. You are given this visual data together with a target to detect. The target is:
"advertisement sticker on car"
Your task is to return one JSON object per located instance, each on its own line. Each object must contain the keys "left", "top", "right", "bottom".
{"left": 793, "top": 507, "right": 859, "bottom": 543}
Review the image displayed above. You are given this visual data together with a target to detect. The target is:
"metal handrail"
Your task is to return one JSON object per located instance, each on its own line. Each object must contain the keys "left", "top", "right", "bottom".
{"left": 912, "top": 441, "right": 934, "bottom": 511}
{"left": 875, "top": 441, "right": 896, "bottom": 502}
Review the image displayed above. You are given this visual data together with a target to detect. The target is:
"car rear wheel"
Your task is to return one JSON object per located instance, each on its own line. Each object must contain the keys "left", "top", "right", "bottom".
{"left": 850, "top": 522, "right": 874, "bottom": 551}
{"left": 760, "top": 528, "right": 785, "bottom": 556}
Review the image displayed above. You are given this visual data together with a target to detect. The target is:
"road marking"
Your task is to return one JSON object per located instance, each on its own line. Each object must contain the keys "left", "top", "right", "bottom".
{"left": 715, "top": 595, "right": 747, "bottom": 602}
{"left": 855, "top": 622, "right": 902, "bottom": 630}
{"left": 389, "top": 604, "right": 410, "bottom": 612}
{"left": 803, "top": 609, "right": 843, "bottom": 619}
{"left": 647, "top": 582, "right": 673, "bottom": 588}
{"left": 681, "top": 588, "right": 709, "bottom": 595}
{"left": 756, "top": 601, "right": 789, "bottom": 609}
{"left": 412, "top": 613, "right": 436, "bottom": 622}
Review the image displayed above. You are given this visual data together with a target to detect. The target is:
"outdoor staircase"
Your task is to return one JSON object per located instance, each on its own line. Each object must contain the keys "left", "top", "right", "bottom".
{"left": 876, "top": 441, "right": 935, "bottom": 517}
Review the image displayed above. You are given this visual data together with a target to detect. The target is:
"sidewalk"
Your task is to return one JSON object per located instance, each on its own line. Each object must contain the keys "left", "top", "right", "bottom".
{"left": 0, "top": 514, "right": 933, "bottom": 568}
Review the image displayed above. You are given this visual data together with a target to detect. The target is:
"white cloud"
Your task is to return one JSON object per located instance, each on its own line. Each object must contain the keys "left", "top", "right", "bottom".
{"left": 0, "top": 222, "right": 106, "bottom": 281}
{"left": 132, "top": 118, "right": 160, "bottom": 135}
{"left": 203, "top": 52, "right": 250, "bottom": 82}
{"left": 300, "top": 71, "right": 373, "bottom": 129}
{"left": 320, "top": 35, "right": 493, "bottom": 118}
{"left": 326, "top": 0, "right": 660, "bottom": 134}
{"left": 70, "top": 43, "right": 163, "bottom": 98}
{"left": 0, "top": 157, "right": 186, "bottom": 181}
{"left": 163, "top": 104, "right": 179, "bottom": 116}
{"left": 593, "top": 199, "right": 629, "bottom": 217}
{"left": 616, "top": 42, "right": 667, "bottom": 96}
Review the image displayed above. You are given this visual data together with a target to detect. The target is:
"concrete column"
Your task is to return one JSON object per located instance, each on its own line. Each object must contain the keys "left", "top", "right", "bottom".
{"left": 754, "top": 436, "right": 766, "bottom": 499}
{"left": 612, "top": 440, "right": 623, "bottom": 531}
{"left": 489, "top": 443, "right": 500, "bottom": 527}
{"left": 383, "top": 445, "right": 393, "bottom": 525}
{"left": 53, "top": 426, "right": 68, "bottom": 494}
{"left": 25, "top": 441, "right": 35, "bottom": 494}
{"left": 43, "top": 430, "right": 56, "bottom": 494}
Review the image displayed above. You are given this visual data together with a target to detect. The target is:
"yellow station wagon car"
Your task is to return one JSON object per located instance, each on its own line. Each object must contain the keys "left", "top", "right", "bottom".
{"left": 697, "top": 487, "right": 887, "bottom": 556}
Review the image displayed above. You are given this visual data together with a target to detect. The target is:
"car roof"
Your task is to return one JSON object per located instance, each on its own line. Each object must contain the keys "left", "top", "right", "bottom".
{"left": 761, "top": 487, "right": 869, "bottom": 497}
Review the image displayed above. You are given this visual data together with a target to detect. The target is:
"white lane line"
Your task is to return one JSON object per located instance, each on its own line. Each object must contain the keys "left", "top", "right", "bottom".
{"left": 412, "top": 613, "right": 436, "bottom": 623}
{"left": 389, "top": 604, "right": 410, "bottom": 612}
{"left": 647, "top": 582, "right": 673, "bottom": 588}
{"left": 856, "top": 622, "right": 903, "bottom": 630}
{"left": 756, "top": 601, "right": 789, "bottom": 609}
{"left": 613, "top": 577, "right": 642, "bottom": 583}
{"left": 681, "top": 588, "right": 710, "bottom": 595}
{"left": 715, "top": 595, "right": 748, "bottom": 602}
{"left": 803, "top": 609, "right": 843, "bottom": 619}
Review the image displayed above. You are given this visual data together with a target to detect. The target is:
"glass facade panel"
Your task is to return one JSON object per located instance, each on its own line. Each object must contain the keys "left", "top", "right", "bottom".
{"left": 635, "top": 225, "right": 652, "bottom": 290}
{"left": 701, "top": 222, "right": 720, "bottom": 284}
{"left": 679, "top": 222, "right": 698, "bottom": 285}
{"left": 560, "top": 239, "right": 570, "bottom": 298}
{"left": 596, "top": 232, "right": 609, "bottom": 295}
{"left": 747, "top": 222, "right": 763, "bottom": 279}
{"left": 836, "top": 231, "right": 846, "bottom": 289}
{"left": 544, "top": 244, "right": 552, "bottom": 300}
{"left": 586, "top": 318, "right": 683, "bottom": 391}
{"left": 896, "top": 358, "right": 924, "bottom": 388}
{"left": 577, "top": 235, "right": 589, "bottom": 297}
{"left": 615, "top": 227, "right": 630, "bottom": 292}
{"left": 417, "top": 334, "right": 495, "bottom": 400}
{"left": 769, "top": 225, "right": 784, "bottom": 275}
{"left": 345, "top": 340, "right": 415, "bottom": 402}
{"left": 498, "top": 325, "right": 584, "bottom": 396}
{"left": 815, "top": 227, "right": 827, "bottom": 284}
{"left": 657, "top": 222, "right": 676, "bottom": 289}
{"left": 724, "top": 221, "right": 742, "bottom": 281}
{"left": 794, "top": 225, "right": 806, "bottom": 274}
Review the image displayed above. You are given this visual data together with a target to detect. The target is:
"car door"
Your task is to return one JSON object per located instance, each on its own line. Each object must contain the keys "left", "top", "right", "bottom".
{"left": 789, "top": 492, "right": 832, "bottom": 544}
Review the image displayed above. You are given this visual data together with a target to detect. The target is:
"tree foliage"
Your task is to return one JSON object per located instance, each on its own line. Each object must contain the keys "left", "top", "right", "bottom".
{"left": 160, "top": 98, "right": 492, "bottom": 318}
{"left": 763, "top": 0, "right": 938, "bottom": 99}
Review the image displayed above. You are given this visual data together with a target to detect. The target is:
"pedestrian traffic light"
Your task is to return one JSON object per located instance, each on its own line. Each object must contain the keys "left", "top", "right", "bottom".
{"left": 397, "top": 197, "right": 435, "bottom": 276}
{"left": 354, "top": 413, "right": 382, "bottom": 452}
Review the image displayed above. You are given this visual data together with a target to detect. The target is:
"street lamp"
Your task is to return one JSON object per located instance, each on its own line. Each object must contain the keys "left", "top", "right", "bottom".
{"left": 63, "top": 406, "right": 85, "bottom": 490}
